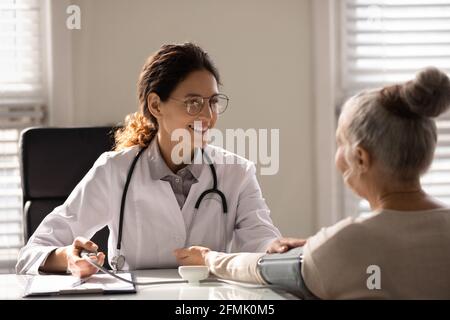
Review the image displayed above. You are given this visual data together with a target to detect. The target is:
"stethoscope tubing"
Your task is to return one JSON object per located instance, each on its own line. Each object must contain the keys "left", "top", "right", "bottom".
{"left": 114, "top": 145, "right": 228, "bottom": 270}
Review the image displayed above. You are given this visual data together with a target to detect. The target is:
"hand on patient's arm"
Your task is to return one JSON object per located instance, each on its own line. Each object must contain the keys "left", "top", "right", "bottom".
{"left": 173, "top": 246, "right": 210, "bottom": 266}
{"left": 41, "top": 236, "right": 105, "bottom": 278}
{"left": 174, "top": 246, "right": 266, "bottom": 285}
{"left": 266, "top": 237, "right": 306, "bottom": 253}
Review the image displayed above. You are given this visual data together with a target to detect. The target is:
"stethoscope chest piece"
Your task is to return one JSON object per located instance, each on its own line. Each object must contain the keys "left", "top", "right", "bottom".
{"left": 111, "top": 254, "right": 125, "bottom": 271}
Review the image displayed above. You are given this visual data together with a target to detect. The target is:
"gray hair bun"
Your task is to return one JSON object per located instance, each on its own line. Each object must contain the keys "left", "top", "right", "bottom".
{"left": 401, "top": 67, "right": 450, "bottom": 118}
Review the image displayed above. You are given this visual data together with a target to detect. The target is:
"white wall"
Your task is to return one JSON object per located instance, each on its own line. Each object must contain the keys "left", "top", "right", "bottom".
{"left": 62, "top": 0, "right": 314, "bottom": 237}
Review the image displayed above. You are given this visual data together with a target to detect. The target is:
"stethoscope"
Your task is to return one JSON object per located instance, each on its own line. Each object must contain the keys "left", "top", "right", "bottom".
{"left": 111, "top": 145, "right": 228, "bottom": 271}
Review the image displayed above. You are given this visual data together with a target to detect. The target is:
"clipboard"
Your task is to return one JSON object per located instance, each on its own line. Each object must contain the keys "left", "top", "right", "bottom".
{"left": 23, "top": 272, "right": 137, "bottom": 297}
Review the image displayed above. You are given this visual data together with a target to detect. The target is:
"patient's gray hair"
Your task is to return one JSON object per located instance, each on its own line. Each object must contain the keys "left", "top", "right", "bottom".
{"left": 340, "top": 67, "right": 450, "bottom": 181}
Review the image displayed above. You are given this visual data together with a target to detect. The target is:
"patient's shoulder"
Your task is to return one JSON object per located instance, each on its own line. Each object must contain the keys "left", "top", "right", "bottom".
{"left": 305, "top": 214, "right": 376, "bottom": 258}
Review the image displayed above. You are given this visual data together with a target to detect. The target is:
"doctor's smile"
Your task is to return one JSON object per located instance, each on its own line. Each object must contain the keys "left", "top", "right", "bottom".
{"left": 188, "top": 122, "right": 210, "bottom": 135}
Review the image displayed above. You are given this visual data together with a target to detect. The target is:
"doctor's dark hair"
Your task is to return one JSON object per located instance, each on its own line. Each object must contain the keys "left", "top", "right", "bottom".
{"left": 339, "top": 67, "right": 450, "bottom": 182}
{"left": 114, "top": 42, "right": 221, "bottom": 150}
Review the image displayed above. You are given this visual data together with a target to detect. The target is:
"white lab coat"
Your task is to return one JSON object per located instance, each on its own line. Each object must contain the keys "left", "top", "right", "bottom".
{"left": 16, "top": 144, "right": 281, "bottom": 274}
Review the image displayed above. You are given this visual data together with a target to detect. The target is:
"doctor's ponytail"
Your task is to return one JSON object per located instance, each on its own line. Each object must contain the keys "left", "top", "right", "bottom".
{"left": 114, "top": 42, "right": 220, "bottom": 151}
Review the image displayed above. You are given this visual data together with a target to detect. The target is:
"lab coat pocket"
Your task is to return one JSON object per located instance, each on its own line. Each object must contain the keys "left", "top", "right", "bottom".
{"left": 190, "top": 194, "right": 227, "bottom": 251}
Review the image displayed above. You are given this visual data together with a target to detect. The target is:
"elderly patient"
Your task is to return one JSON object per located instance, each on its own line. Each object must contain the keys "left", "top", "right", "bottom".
{"left": 174, "top": 67, "right": 450, "bottom": 299}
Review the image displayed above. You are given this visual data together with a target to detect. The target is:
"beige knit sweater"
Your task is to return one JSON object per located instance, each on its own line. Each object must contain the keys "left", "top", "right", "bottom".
{"left": 205, "top": 208, "right": 450, "bottom": 299}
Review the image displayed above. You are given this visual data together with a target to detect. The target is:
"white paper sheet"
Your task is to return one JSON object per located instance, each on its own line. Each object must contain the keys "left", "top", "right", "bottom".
{"left": 24, "top": 272, "right": 136, "bottom": 296}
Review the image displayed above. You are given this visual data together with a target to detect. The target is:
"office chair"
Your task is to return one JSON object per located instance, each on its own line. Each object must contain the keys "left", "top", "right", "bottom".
{"left": 20, "top": 126, "right": 116, "bottom": 269}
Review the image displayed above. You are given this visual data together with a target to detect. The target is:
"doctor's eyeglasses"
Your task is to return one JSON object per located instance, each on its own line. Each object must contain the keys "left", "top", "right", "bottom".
{"left": 169, "top": 94, "right": 229, "bottom": 115}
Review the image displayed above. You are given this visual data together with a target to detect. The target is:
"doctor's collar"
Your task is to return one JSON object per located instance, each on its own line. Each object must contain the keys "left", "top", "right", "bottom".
{"left": 147, "top": 138, "right": 204, "bottom": 181}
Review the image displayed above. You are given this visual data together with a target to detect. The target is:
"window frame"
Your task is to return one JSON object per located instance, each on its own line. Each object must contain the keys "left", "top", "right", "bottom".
{"left": 0, "top": 0, "right": 51, "bottom": 272}
{"left": 312, "top": 0, "right": 347, "bottom": 230}
{"left": 318, "top": 0, "right": 450, "bottom": 223}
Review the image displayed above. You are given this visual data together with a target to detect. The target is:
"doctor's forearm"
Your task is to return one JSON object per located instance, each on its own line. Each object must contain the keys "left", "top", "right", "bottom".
{"left": 40, "top": 247, "right": 69, "bottom": 273}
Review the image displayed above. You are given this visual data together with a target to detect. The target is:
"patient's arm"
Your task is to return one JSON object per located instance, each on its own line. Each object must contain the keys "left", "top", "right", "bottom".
{"left": 174, "top": 246, "right": 266, "bottom": 284}
{"left": 205, "top": 251, "right": 267, "bottom": 284}
{"left": 175, "top": 245, "right": 318, "bottom": 299}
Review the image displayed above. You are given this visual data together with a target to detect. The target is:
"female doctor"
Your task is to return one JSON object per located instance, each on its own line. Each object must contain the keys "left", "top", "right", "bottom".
{"left": 16, "top": 43, "right": 281, "bottom": 277}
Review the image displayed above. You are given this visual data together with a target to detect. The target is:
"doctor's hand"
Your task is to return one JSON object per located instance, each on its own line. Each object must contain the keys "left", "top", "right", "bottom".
{"left": 173, "top": 246, "right": 211, "bottom": 266}
{"left": 66, "top": 237, "right": 105, "bottom": 278}
{"left": 266, "top": 237, "right": 307, "bottom": 254}
{"left": 42, "top": 237, "right": 105, "bottom": 277}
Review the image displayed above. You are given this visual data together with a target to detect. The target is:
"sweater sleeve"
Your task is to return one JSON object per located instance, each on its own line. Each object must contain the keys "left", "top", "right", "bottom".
{"left": 205, "top": 251, "right": 267, "bottom": 284}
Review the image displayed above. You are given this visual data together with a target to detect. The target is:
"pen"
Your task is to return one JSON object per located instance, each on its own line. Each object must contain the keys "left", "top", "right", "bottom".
{"left": 71, "top": 277, "right": 90, "bottom": 288}
{"left": 80, "top": 249, "right": 98, "bottom": 259}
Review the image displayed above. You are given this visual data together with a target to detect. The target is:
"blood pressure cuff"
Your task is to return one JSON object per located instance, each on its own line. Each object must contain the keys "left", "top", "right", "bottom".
{"left": 257, "top": 246, "right": 318, "bottom": 299}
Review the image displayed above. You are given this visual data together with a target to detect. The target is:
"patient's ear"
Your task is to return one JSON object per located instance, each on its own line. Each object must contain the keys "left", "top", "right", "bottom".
{"left": 355, "top": 146, "right": 371, "bottom": 173}
{"left": 147, "top": 93, "right": 162, "bottom": 119}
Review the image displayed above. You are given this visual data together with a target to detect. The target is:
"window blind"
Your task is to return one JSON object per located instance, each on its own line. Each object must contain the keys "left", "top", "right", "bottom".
{"left": 341, "top": 0, "right": 450, "bottom": 216}
{"left": 0, "top": 0, "right": 46, "bottom": 272}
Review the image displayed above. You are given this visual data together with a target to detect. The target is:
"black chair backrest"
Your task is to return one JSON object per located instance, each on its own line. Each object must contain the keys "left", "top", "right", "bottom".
{"left": 20, "top": 126, "right": 116, "bottom": 268}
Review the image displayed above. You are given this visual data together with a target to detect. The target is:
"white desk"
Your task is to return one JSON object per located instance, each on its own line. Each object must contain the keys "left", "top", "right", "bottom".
{"left": 0, "top": 269, "right": 298, "bottom": 300}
